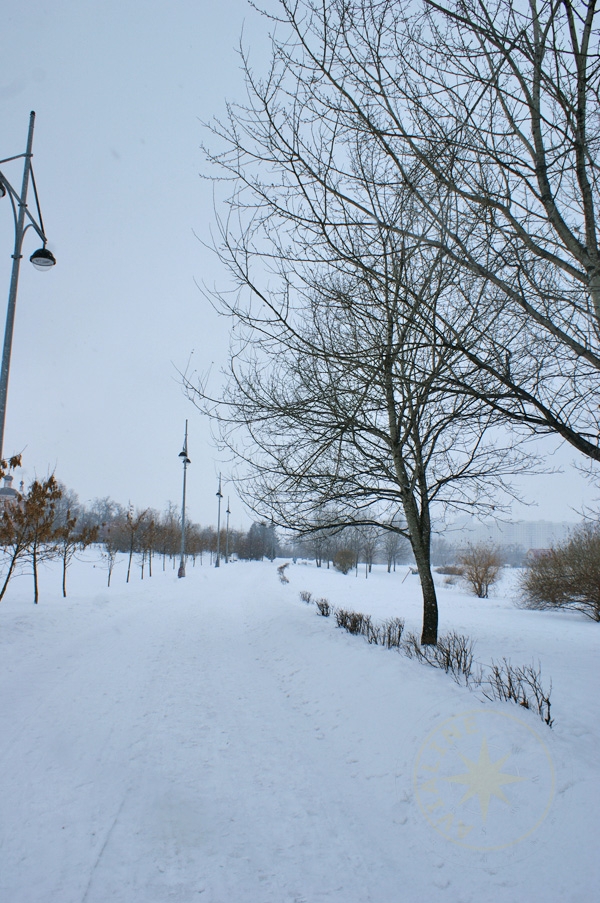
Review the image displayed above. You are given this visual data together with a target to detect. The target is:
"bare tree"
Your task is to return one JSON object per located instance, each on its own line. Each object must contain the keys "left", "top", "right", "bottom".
{"left": 382, "top": 528, "right": 411, "bottom": 573}
{"left": 357, "top": 525, "right": 380, "bottom": 578}
{"left": 156, "top": 502, "right": 180, "bottom": 570}
{"left": 136, "top": 510, "right": 159, "bottom": 579}
{"left": 193, "top": 223, "right": 536, "bottom": 642}
{"left": 459, "top": 543, "right": 504, "bottom": 598}
{"left": 101, "top": 527, "right": 119, "bottom": 588}
{"left": 123, "top": 506, "right": 150, "bottom": 584}
{"left": 204, "top": 0, "right": 600, "bottom": 464}
{"left": 55, "top": 512, "right": 99, "bottom": 598}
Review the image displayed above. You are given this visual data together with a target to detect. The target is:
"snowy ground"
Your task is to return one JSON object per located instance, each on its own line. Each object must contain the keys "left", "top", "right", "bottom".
{"left": 0, "top": 553, "right": 598, "bottom": 903}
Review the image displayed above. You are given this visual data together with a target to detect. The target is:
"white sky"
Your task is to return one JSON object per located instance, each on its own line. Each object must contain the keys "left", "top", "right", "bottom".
{"left": 0, "top": 0, "right": 595, "bottom": 528}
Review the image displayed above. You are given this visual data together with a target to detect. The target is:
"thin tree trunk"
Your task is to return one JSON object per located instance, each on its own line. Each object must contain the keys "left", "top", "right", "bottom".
{"left": 0, "top": 552, "right": 20, "bottom": 601}
{"left": 33, "top": 544, "right": 39, "bottom": 604}
{"left": 127, "top": 545, "right": 133, "bottom": 583}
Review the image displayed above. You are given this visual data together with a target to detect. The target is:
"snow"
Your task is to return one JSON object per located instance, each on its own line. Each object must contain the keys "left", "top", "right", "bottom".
{"left": 0, "top": 555, "right": 598, "bottom": 902}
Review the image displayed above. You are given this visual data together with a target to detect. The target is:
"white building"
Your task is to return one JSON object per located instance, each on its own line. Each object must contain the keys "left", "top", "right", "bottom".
{"left": 452, "top": 519, "right": 576, "bottom": 550}
{"left": 0, "top": 474, "right": 22, "bottom": 514}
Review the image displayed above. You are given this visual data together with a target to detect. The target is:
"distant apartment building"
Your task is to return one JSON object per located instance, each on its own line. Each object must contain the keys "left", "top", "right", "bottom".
{"left": 455, "top": 519, "right": 576, "bottom": 550}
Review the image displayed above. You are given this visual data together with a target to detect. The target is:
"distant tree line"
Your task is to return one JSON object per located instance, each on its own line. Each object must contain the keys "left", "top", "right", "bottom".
{"left": 0, "top": 477, "right": 293, "bottom": 600}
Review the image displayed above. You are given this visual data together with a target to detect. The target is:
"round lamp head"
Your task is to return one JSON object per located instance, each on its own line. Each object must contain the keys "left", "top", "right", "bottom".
{"left": 30, "top": 247, "right": 56, "bottom": 270}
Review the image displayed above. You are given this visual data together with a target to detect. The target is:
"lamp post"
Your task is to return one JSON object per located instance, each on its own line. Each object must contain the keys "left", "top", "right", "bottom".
{"left": 215, "top": 473, "right": 223, "bottom": 567}
{"left": 225, "top": 497, "right": 231, "bottom": 563}
{"left": 0, "top": 112, "right": 56, "bottom": 460}
{"left": 178, "top": 420, "right": 190, "bottom": 578}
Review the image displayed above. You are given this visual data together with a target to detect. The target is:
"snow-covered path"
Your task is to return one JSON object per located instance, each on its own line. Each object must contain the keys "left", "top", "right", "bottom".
{"left": 0, "top": 559, "right": 597, "bottom": 902}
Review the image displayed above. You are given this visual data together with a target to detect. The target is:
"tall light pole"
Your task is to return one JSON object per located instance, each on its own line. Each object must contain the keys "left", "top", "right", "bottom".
{"left": 225, "top": 497, "right": 231, "bottom": 563}
{"left": 178, "top": 420, "right": 190, "bottom": 578}
{"left": 0, "top": 112, "right": 56, "bottom": 461}
{"left": 215, "top": 473, "right": 223, "bottom": 567}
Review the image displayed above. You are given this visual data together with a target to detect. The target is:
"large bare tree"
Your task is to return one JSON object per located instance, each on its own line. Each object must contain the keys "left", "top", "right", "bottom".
{"left": 205, "top": 0, "right": 600, "bottom": 462}
{"left": 193, "top": 220, "right": 535, "bottom": 643}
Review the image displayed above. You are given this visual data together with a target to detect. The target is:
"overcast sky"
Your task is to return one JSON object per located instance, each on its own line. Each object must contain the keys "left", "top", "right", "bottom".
{"left": 0, "top": 0, "right": 595, "bottom": 529}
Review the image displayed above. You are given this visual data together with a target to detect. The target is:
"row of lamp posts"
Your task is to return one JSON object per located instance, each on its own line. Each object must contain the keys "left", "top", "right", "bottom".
{"left": 214, "top": 475, "right": 231, "bottom": 567}
{"left": 177, "top": 423, "right": 231, "bottom": 576}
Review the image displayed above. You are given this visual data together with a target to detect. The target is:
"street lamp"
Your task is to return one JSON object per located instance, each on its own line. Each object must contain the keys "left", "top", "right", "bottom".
{"left": 225, "top": 497, "right": 231, "bottom": 563}
{"left": 0, "top": 112, "right": 56, "bottom": 460}
{"left": 215, "top": 473, "right": 223, "bottom": 567}
{"left": 178, "top": 420, "right": 190, "bottom": 578}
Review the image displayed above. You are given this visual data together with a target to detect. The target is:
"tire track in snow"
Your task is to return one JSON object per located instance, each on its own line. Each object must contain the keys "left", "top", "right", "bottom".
{"left": 80, "top": 793, "right": 128, "bottom": 903}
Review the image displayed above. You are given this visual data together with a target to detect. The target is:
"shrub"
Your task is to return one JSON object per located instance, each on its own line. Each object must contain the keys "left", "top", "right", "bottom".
{"left": 334, "top": 608, "right": 370, "bottom": 634}
{"left": 334, "top": 607, "right": 351, "bottom": 629}
{"left": 435, "top": 564, "right": 464, "bottom": 576}
{"left": 315, "top": 597, "right": 331, "bottom": 616}
{"left": 481, "top": 658, "right": 553, "bottom": 727}
{"left": 333, "top": 607, "right": 404, "bottom": 647}
{"left": 347, "top": 611, "right": 370, "bottom": 634}
{"left": 459, "top": 543, "right": 503, "bottom": 598}
{"left": 520, "top": 524, "right": 600, "bottom": 621}
{"left": 333, "top": 549, "right": 355, "bottom": 574}
{"left": 299, "top": 590, "right": 312, "bottom": 603}
{"left": 380, "top": 617, "right": 405, "bottom": 649}
{"left": 403, "top": 630, "right": 475, "bottom": 684}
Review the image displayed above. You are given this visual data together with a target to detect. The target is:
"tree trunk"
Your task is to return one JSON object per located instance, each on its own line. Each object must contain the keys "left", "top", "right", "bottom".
{"left": 62, "top": 555, "right": 67, "bottom": 598}
{"left": 417, "top": 561, "right": 439, "bottom": 645}
{"left": 33, "top": 544, "right": 39, "bottom": 604}
{"left": 0, "top": 553, "right": 20, "bottom": 602}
